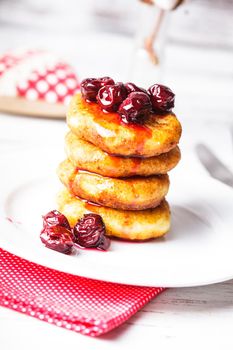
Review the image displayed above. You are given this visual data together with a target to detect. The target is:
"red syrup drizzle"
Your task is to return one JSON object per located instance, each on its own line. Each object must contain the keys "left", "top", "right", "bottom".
{"left": 130, "top": 158, "right": 142, "bottom": 174}
{"left": 70, "top": 165, "right": 148, "bottom": 187}
{"left": 71, "top": 166, "right": 143, "bottom": 180}
{"left": 125, "top": 122, "right": 152, "bottom": 156}
{"left": 67, "top": 171, "right": 102, "bottom": 208}
{"left": 104, "top": 153, "right": 144, "bottom": 177}
{"left": 73, "top": 167, "right": 105, "bottom": 178}
{"left": 90, "top": 149, "right": 144, "bottom": 177}
{"left": 67, "top": 166, "right": 103, "bottom": 206}
{"left": 81, "top": 197, "right": 101, "bottom": 208}
{"left": 81, "top": 97, "right": 121, "bottom": 127}
{"left": 68, "top": 180, "right": 102, "bottom": 208}
{"left": 81, "top": 97, "right": 153, "bottom": 156}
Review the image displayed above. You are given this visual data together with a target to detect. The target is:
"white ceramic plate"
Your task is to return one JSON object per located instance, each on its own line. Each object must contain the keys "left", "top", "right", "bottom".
{"left": 1, "top": 147, "right": 233, "bottom": 287}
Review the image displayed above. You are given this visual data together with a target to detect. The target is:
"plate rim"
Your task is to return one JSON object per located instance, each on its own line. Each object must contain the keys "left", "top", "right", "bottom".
{"left": 1, "top": 148, "right": 233, "bottom": 287}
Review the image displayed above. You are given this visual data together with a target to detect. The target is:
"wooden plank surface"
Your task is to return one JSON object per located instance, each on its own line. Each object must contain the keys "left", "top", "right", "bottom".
{"left": 1, "top": 279, "right": 233, "bottom": 349}
{"left": 0, "top": 1, "right": 233, "bottom": 348}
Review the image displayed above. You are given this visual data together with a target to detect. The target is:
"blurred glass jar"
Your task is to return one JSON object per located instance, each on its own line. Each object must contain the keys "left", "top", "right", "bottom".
{"left": 129, "top": 0, "right": 184, "bottom": 87}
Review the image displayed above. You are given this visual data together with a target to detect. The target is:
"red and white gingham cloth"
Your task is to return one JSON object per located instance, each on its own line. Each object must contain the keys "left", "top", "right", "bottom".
{"left": 0, "top": 248, "right": 164, "bottom": 337}
{"left": 16, "top": 61, "right": 79, "bottom": 105}
{"left": 0, "top": 49, "right": 80, "bottom": 105}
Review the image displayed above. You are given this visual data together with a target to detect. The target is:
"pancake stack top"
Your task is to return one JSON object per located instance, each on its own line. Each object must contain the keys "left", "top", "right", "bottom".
{"left": 57, "top": 78, "right": 182, "bottom": 241}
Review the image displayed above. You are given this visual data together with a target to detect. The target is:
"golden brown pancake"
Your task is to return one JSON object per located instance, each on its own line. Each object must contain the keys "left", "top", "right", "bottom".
{"left": 57, "top": 188, "right": 171, "bottom": 240}
{"left": 67, "top": 93, "right": 182, "bottom": 157}
{"left": 57, "top": 159, "right": 169, "bottom": 210}
{"left": 65, "top": 131, "right": 181, "bottom": 177}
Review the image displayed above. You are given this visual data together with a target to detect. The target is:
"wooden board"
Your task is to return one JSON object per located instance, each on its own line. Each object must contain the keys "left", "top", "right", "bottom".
{"left": 0, "top": 95, "right": 66, "bottom": 119}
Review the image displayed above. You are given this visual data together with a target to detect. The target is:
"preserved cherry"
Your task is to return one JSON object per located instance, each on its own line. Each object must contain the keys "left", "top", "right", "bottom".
{"left": 73, "top": 213, "right": 108, "bottom": 249}
{"left": 118, "top": 92, "right": 152, "bottom": 124}
{"left": 40, "top": 226, "right": 74, "bottom": 254}
{"left": 148, "top": 84, "right": 175, "bottom": 113}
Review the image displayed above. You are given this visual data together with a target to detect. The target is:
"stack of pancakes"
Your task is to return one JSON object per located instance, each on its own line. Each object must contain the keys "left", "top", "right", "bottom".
{"left": 57, "top": 93, "right": 182, "bottom": 241}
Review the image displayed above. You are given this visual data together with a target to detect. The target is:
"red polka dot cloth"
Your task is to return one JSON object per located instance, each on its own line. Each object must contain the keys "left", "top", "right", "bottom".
{"left": 0, "top": 248, "right": 164, "bottom": 337}
{"left": 0, "top": 49, "right": 79, "bottom": 106}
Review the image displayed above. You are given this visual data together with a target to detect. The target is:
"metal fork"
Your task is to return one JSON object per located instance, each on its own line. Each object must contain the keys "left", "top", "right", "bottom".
{"left": 195, "top": 143, "right": 233, "bottom": 188}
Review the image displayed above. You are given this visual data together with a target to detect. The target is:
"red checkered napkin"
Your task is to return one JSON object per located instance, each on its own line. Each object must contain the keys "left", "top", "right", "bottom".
{"left": 0, "top": 248, "right": 164, "bottom": 336}
{"left": 0, "top": 49, "right": 80, "bottom": 106}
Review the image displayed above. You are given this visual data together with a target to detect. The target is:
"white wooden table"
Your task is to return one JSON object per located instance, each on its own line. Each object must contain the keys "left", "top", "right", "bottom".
{"left": 1, "top": 278, "right": 233, "bottom": 349}
{"left": 1, "top": 0, "right": 233, "bottom": 347}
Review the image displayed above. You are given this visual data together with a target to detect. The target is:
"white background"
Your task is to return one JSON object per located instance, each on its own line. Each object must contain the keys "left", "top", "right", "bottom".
{"left": 1, "top": 0, "right": 233, "bottom": 348}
